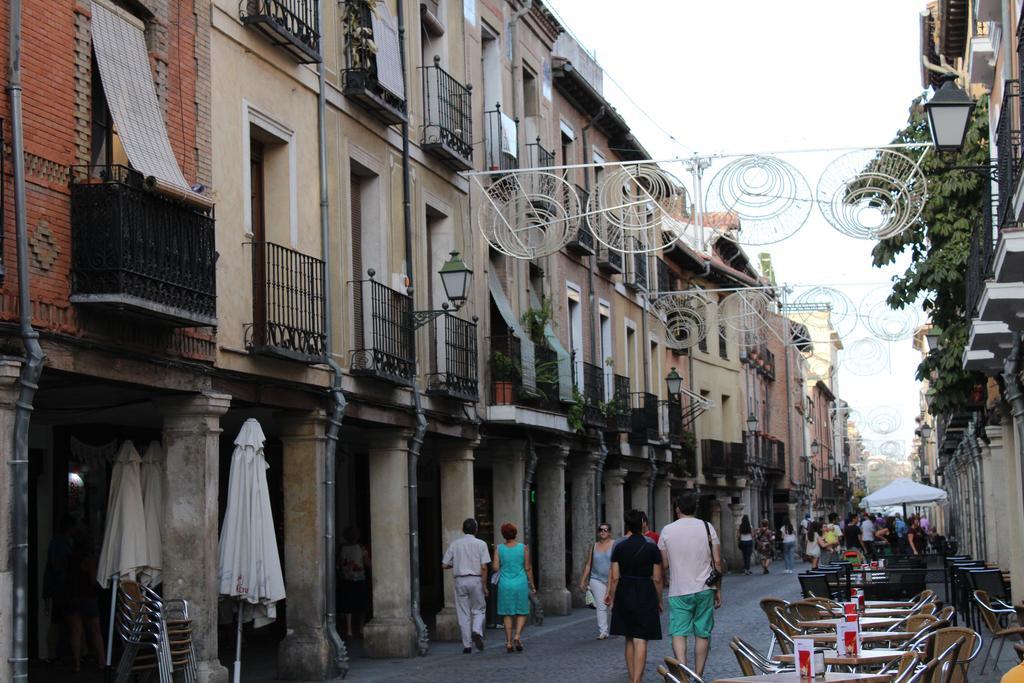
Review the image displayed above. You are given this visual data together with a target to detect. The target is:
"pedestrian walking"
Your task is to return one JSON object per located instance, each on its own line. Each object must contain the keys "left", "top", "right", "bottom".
{"left": 658, "top": 494, "right": 722, "bottom": 679}
{"left": 779, "top": 518, "right": 797, "bottom": 573}
{"left": 805, "top": 521, "right": 823, "bottom": 569}
{"left": 755, "top": 519, "right": 774, "bottom": 574}
{"left": 492, "top": 522, "right": 535, "bottom": 653}
{"left": 607, "top": 510, "right": 663, "bottom": 683}
{"left": 907, "top": 516, "right": 924, "bottom": 555}
{"left": 894, "top": 513, "right": 907, "bottom": 553}
{"left": 67, "top": 529, "right": 105, "bottom": 672}
{"left": 859, "top": 511, "right": 876, "bottom": 560}
{"left": 338, "top": 526, "right": 370, "bottom": 639}
{"left": 578, "top": 521, "right": 615, "bottom": 639}
{"left": 799, "top": 512, "right": 811, "bottom": 557}
{"left": 441, "top": 518, "right": 491, "bottom": 653}
{"left": 875, "top": 516, "right": 894, "bottom": 557}
{"left": 738, "top": 515, "right": 754, "bottom": 575}
{"left": 821, "top": 513, "right": 841, "bottom": 565}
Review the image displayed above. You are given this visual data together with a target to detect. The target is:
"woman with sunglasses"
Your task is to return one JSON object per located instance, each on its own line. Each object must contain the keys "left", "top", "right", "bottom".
{"left": 579, "top": 522, "right": 615, "bottom": 639}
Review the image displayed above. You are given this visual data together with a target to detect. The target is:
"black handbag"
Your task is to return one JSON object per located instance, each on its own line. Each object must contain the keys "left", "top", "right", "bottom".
{"left": 703, "top": 521, "right": 722, "bottom": 587}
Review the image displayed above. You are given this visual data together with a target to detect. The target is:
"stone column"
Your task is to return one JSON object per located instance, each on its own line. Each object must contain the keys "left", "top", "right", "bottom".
{"left": 536, "top": 445, "right": 571, "bottom": 615}
{"left": 363, "top": 430, "right": 417, "bottom": 658}
{"left": 653, "top": 476, "right": 673, "bottom": 532}
{"left": 435, "top": 440, "right": 479, "bottom": 641}
{"left": 277, "top": 411, "right": 331, "bottom": 680}
{"left": 490, "top": 440, "right": 526, "bottom": 547}
{"left": 603, "top": 469, "right": 627, "bottom": 536}
{"left": 725, "top": 501, "right": 746, "bottom": 571}
{"left": 0, "top": 359, "right": 21, "bottom": 676}
{"left": 159, "top": 392, "right": 232, "bottom": 683}
{"left": 630, "top": 475, "right": 650, "bottom": 517}
{"left": 982, "top": 427, "right": 1006, "bottom": 567}
{"left": 998, "top": 417, "right": 1024, "bottom": 604}
{"left": 569, "top": 452, "right": 599, "bottom": 607}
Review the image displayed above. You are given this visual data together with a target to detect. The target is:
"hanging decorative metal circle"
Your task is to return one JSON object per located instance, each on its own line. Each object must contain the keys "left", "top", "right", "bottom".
{"left": 720, "top": 290, "right": 771, "bottom": 333}
{"left": 653, "top": 291, "right": 711, "bottom": 350}
{"left": 705, "top": 155, "right": 812, "bottom": 245}
{"left": 587, "top": 164, "right": 690, "bottom": 254}
{"left": 879, "top": 440, "right": 905, "bottom": 458}
{"left": 859, "top": 286, "right": 921, "bottom": 342}
{"left": 866, "top": 406, "right": 901, "bottom": 435}
{"left": 792, "top": 286, "right": 859, "bottom": 340}
{"left": 842, "top": 337, "right": 889, "bottom": 376}
{"left": 478, "top": 171, "right": 580, "bottom": 259}
{"left": 816, "top": 149, "right": 926, "bottom": 240}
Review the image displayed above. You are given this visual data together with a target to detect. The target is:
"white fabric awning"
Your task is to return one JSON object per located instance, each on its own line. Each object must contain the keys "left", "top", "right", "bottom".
{"left": 370, "top": 4, "right": 405, "bottom": 100}
{"left": 139, "top": 441, "right": 164, "bottom": 587}
{"left": 861, "top": 478, "right": 948, "bottom": 509}
{"left": 90, "top": 0, "right": 208, "bottom": 206}
{"left": 96, "top": 442, "right": 150, "bottom": 587}
{"left": 217, "top": 419, "right": 285, "bottom": 628}
{"left": 489, "top": 270, "right": 535, "bottom": 390}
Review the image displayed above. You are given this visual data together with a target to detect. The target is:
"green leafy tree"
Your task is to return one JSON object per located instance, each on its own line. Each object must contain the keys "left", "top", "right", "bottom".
{"left": 871, "top": 94, "right": 989, "bottom": 416}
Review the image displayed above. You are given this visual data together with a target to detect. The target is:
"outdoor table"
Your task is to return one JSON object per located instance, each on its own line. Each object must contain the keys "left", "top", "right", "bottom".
{"left": 797, "top": 617, "right": 902, "bottom": 631}
{"left": 864, "top": 601, "right": 913, "bottom": 608}
{"left": 776, "top": 649, "right": 906, "bottom": 669}
{"left": 807, "top": 632, "right": 914, "bottom": 646}
{"left": 828, "top": 608, "right": 912, "bottom": 618}
{"left": 712, "top": 673, "right": 892, "bottom": 683}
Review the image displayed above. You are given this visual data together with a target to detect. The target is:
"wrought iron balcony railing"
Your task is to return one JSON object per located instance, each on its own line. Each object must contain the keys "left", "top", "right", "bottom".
{"left": 659, "top": 397, "right": 682, "bottom": 444}
{"left": 996, "top": 80, "right": 1020, "bottom": 230}
{"left": 967, "top": 175, "right": 998, "bottom": 317}
{"left": 421, "top": 57, "right": 473, "bottom": 170}
{"left": 426, "top": 312, "right": 478, "bottom": 402}
{"left": 489, "top": 334, "right": 563, "bottom": 412}
{"left": 0, "top": 118, "right": 4, "bottom": 286}
{"left": 565, "top": 184, "right": 595, "bottom": 255}
{"left": 597, "top": 242, "right": 623, "bottom": 274}
{"left": 605, "top": 373, "right": 631, "bottom": 432}
{"left": 240, "top": 0, "right": 320, "bottom": 63}
{"left": 626, "top": 248, "right": 648, "bottom": 291}
{"left": 673, "top": 441, "right": 697, "bottom": 478}
{"left": 484, "top": 105, "right": 519, "bottom": 174}
{"left": 655, "top": 257, "right": 671, "bottom": 294}
{"left": 245, "top": 241, "right": 326, "bottom": 363}
{"left": 821, "top": 478, "right": 839, "bottom": 500}
{"left": 525, "top": 138, "right": 555, "bottom": 169}
{"left": 701, "top": 439, "right": 727, "bottom": 476}
{"left": 630, "top": 391, "right": 659, "bottom": 443}
{"left": 582, "top": 361, "right": 605, "bottom": 427}
{"left": 70, "top": 165, "right": 216, "bottom": 327}
{"left": 342, "top": 2, "right": 407, "bottom": 124}
{"left": 350, "top": 274, "right": 415, "bottom": 385}
{"left": 726, "top": 441, "right": 746, "bottom": 476}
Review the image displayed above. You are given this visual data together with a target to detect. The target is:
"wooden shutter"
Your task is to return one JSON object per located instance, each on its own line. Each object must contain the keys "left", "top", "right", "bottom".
{"left": 351, "top": 175, "right": 364, "bottom": 351}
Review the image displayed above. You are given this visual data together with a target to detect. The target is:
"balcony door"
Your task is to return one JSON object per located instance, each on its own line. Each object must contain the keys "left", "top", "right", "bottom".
{"left": 250, "top": 138, "right": 267, "bottom": 346}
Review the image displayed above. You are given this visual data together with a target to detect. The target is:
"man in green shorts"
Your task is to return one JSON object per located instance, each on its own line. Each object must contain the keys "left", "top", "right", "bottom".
{"left": 658, "top": 493, "right": 723, "bottom": 677}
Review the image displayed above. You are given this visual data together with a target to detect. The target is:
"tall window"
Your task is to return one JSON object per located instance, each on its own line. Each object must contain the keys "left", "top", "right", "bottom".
{"left": 568, "top": 287, "right": 583, "bottom": 388}
{"left": 90, "top": 57, "right": 127, "bottom": 169}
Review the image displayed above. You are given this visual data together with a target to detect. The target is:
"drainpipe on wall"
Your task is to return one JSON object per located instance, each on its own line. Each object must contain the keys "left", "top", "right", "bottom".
{"left": 582, "top": 106, "right": 608, "bottom": 519}
{"left": 967, "top": 425, "right": 987, "bottom": 561}
{"left": 316, "top": 7, "right": 350, "bottom": 674}
{"left": 395, "top": 0, "right": 429, "bottom": 655}
{"left": 523, "top": 434, "right": 542, "bottom": 622}
{"left": 8, "top": 0, "right": 46, "bottom": 679}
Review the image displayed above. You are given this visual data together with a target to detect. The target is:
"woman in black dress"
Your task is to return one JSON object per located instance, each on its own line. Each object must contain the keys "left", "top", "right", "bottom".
{"left": 606, "top": 509, "right": 663, "bottom": 683}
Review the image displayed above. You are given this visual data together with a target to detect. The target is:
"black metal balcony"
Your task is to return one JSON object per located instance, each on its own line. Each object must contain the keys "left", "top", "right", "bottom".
{"left": 525, "top": 138, "right": 555, "bottom": 169}
{"left": 655, "top": 257, "right": 671, "bottom": 294}
{"left": 626, "top": 248, "right": 648, "bottom": 291}
{"left": 674, "top": 439, "right": 696, "bottom": 477}
{"left": 996, "top": 80, "right": 1020, "bottom": 230}
{"left": 421, "top": 57, "right": 473, "bottom": 171}
{"left": 701, "top": 439, "right": 727, "bottom": 476}
{"left": 484, "top": 105, "right": 519, "bottom": 174}
{"left": 821, "top": 478, "right": 839, "bottom": 501}
{"left": 0, "top": 118, "right": 4, "bottom": 286}
{"left": 350, "top": 275, "right": 415, "bottom": 385}
{"left": 245, "top": 241, "right": 326, "bottom": 363}
{"left": 582, "top": 361, "right": 604, "bottom": 427}
{"left": 342, "top": 2, "right": 407, "bottom": 124}
{"left": 967, "top": 179, "right": 997, "bottom": 317}
{"left": 597, "top": 243, "right": 623, "bottom": 274}
{"left": 605, "top": 373, "right": 631, "bottom": 432}
{"left": 70, "top": 165, "right": 216, "bottom": 327}
{"left": 489, "top": 334, "right": 563, "bottom": 412}
{"left": 659, "top": 397, "right": 682, "bottom": 444}
{"left": 726, "top": 441, "right": 746, "bottom": 476}
{"left": 629, "top": 392, "right": 659, "bottom": 443}
{"left": 426, "top": 312, "right": 478, "bottom": 402}
{"left": 565, "top": 184, "right": 595, "bottom": 256}
{"left": 240, "top": 0, "right": 320, "bottom": 63}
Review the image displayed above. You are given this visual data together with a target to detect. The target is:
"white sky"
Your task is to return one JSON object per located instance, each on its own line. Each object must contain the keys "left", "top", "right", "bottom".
{"left": 545, "top": 0, "right": 929, "bottom": 460}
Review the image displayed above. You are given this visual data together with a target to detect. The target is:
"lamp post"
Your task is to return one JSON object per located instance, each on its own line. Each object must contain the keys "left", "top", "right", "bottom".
{"left": 410, "top": 251, "right": 473, "bottom": 329}
{"left": 924, "top": 73, "right": 976, "bottom": 152}
{"left": 918, "top": 422, "right": 933, "bottom": 485}
{"left": 665, "top": 367, "right": 683, "bottom": 396}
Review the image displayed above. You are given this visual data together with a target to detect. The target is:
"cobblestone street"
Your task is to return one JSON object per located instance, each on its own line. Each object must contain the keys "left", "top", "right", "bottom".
{"left": 230, "top": 562, "right": 1011, "bottom": 683}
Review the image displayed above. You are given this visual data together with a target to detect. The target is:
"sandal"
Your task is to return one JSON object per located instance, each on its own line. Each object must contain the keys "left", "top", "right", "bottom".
{"left": 505, "top": 643, "right": 514, "bottom": 653}
{"left": 514, "top": 638, "right": 523, "bottom": 652}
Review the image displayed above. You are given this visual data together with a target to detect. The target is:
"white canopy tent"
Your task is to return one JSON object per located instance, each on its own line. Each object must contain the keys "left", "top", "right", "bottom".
{"left": 861, "top": 478, "right": 948, "bottom": 511}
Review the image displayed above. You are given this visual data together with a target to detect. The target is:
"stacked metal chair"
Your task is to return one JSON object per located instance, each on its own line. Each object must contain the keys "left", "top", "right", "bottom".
{"left": 115, "top": 581, "right": 197, "bottom": 683}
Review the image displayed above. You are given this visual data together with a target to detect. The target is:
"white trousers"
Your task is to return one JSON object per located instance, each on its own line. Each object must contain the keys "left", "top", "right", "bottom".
{"left": 589, "top": 578, "right": 610, "bottom": 636}
{"left": 454, "top": 575, "right": 487, "bottom": 648}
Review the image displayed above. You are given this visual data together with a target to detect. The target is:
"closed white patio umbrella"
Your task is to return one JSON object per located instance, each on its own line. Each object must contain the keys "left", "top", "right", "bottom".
{"left": 139, "top": 441, "right": 164, "bottom": 587}
{"left": 217, "top": 418, "right": 285, "bottom": 683}
{"left": 96, "top": 441, "right": 149, "bottom": 588}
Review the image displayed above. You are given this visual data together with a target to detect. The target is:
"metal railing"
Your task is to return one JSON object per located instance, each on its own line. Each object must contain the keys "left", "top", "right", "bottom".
{"left": 246, "top": 241, "right": 326, "bottom": 362}
{"left": 427, "top": 312, "right": 478, "bottom": 401}
{"left": 997, "top": 80, "right": 1020, "bottom": 230}
{"left": 656, "top": 257, "right": 671, "bottom": 294}
{"left": 582, "top": 361, "right": 604, "bottom": 427}
{"left": 701, "top": 439, "right": 727, "bottom": 475}
{"left": 659, "top": 397, "right": 682, "bottom": 443}
{"left": 606, "top": 373, "right": 631, "bottom": 432}
{"left": 0, "top": 118, "right": 4, "bottom": 286}
{"left": 69, "top": 164, "right": 217, "bottom": 326}
{"left": 484, "top": 105, "right": 519, "bottom": 173}
{"left": 525, "top": 138, "right": 555, "bottom": 168}
{"left": 349, "top": 275, "right": 415, "bottom": 385}
{"left": 240, "top": 0, "right": 320, "bottom": 63}
{"left": 630, "top": 392, "right": 659, "bottom": 442}
{"left": 341, "top": 1, "right": 406, "bottom": 123}
{"left": 718, "top": 324, "right": 728, "bottom": 360}
{"left": 566, "top": 184, "right": 594, "bottom": 253}
{"left": 489, "top": 335, "right": 563, "bottom": 411}
{"left": 627, "top": 247, "right": 648, "bottom": 290}
{"left": 421, "top": 56, "right": 473, "bottom": 168}
{"left": 966, "top": 187, "right": 997, "bottom": 317}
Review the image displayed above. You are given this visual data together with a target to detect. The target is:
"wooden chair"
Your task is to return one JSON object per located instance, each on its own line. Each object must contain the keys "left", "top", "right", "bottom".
{"left": 930, "top": 627, "right": 981, "bottom": 683}
{"left": 657, "top": 665, "right": 684, "bottom": 683}
{"left": 664, "top": 656, "right": 706, "bottom": 683}
{"left": 927, "top": 636, "right": 965, "bottom": 683}
{"left": 974, "top": 589, "right": 1024, "bottom": 673}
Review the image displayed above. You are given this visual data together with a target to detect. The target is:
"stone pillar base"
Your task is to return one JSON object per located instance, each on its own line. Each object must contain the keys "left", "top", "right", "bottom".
{"left": 363, "top": 616, "right": 417, "bottom": 658}
{"left": 198, "top": 659, "right": 229, "bottom": 683}
{"left": 540, "top": 587, "right": 572, "bottom": 616}
{"left": 570, "top": 586, "right": 587, "bottom": 608}
{"left": 435, "top": 606, "right": 462, "bottom": 641}
{"left": 277, "top": 630, "right": 332, "bottom": 680}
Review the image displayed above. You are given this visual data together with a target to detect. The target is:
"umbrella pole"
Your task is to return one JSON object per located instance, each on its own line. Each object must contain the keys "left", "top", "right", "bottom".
{"left": 902, "top": 503, "right": 908, "bottom": 521}
{"left": 105, "top": 572, "right": 117, "bottom": 683}
{"left": 234, "top": 601, "right": 243, "bottom": 683}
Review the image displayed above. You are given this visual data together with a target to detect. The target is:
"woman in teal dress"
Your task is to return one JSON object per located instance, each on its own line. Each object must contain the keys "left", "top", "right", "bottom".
{"left": 492, "top": 522, "right": 535, "bottom": 653}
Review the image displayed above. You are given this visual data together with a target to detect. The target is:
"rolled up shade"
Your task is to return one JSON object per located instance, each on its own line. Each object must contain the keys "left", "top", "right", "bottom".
{"left": 488, "top": 270, "right": 535, "bottom": 390}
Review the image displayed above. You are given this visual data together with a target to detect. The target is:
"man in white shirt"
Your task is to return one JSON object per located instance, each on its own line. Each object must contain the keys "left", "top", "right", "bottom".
{"left": 442, "top": 518, "right": 491, "bottom": 653}
{"left": 658, "top": 493, "right": 723, "bottom": 677}
{"left": 859, "top": 512, "right": 877, "bottom": 560}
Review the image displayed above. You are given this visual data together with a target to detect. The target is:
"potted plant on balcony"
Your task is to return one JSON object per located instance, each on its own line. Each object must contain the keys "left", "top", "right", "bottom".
{"left": 567, "top": 386, "right": 585, "bottom": 433}
{"left": 521, "top": 296, "right": 554, "bottom": 348}
{"left": 491, "top": 350, "right": 519, "bottom": 405}
{"left": 342, "top": 0, "right": 379, "bottom": 72}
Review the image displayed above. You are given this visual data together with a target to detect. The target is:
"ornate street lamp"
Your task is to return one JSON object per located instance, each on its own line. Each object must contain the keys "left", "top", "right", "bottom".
{"left": 665, "top": 367, "right": 683, "bottom": 395}
{"left": 746, "top": 412, "right": 759, "bottom": 435}
{"left": 924, "top": 73, "right": 976, "bottom": 153}
{"left": 920, "top": 423, "right": 933, "bottom": 442}
{"left": 811, "top": 439, "right": 821, "bottom": 457}
{"left": 411, "top": 251, "right": 473, "bottom": 329}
